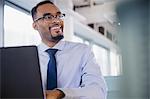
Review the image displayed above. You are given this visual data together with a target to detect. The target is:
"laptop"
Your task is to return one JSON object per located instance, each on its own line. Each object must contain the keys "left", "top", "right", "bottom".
{"left": 0, "top": 46, "right": 44, "bottom": 99}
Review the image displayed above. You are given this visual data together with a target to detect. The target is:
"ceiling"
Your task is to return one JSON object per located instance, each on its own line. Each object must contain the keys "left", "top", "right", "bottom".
{"left": 73, "top": 0, "right": 119, "bottom": 6}
{"left": 6, "top": 0, "right": 120, "bottom": 24}
{"left": 73, "top": 0, "right": 120, "bottom": 24}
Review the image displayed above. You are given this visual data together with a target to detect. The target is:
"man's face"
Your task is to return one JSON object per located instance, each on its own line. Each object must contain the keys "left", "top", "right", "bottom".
{"left": 33, "top": 3, "right": 64, "bottom": 42}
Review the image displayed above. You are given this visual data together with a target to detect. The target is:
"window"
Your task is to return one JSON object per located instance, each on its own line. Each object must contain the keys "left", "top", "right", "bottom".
{"left": 4, "top": 5, "right": 41, "bottom": 47}
{"left": 72, "top": 35, "right": 84, "bottom": 43}
{"left": 72, "top": 34, "right": 90, "bottom": 46}
{"left": 110, "top": 51, "right": 122, "bottom": 76}
{"left": 83, "top": 40, "right": 90, "bottom": 45}
{"left": 106, "top": 31, "right": 112, "bottom": 41}
{"left": 98, "top": 26, "right": 104, "bottom": 35}
{"left": 88, "top": 23, "right": 94, "bottom": 29}
{"left": 93, "top": 44, "right": 121, "bottom": 76}
{"left": 93, "top": 44, "right": 110, "bottom": 76}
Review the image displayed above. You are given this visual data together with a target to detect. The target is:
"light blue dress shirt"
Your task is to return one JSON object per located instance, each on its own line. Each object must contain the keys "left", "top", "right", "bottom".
{"left": 38, "top": 40, "right": 107, "bottom": 99}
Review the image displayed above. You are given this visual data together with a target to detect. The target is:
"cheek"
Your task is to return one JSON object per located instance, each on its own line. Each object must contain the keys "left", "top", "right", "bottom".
{"left": 38, "top": 24, "right": 49, "bottom": 32}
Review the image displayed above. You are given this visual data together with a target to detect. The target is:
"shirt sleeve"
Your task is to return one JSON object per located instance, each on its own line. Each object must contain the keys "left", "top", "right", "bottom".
{"left": 58, "top": 46, "right": 108, "bottom": 99}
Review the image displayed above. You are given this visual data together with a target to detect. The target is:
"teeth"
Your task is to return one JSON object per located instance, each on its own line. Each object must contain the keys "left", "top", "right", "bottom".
{"left": 51, "top": 26, "right": 61, "bottom": 30}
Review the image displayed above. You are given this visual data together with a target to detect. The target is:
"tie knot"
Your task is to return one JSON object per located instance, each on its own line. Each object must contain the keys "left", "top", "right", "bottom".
{"left": 46, "top": 49, "right": 58, "bottom": 56}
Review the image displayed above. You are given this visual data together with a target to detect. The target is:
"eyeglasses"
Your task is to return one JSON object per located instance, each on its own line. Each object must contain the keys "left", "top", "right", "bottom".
{"left": 34, "top": 13, "right": 65, "bottom": 22}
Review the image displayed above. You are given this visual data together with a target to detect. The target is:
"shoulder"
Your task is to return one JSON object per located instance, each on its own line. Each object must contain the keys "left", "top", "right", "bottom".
{"left": 64, "top": 41, "right": 90, "bottom": 51}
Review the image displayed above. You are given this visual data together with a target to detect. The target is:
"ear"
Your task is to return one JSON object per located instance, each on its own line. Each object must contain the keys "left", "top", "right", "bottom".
{"left": 60, "top": 20, "right": 64, "bottom": 27}
{"left": 32, "top": 22, "right": 38, "bottom": 30}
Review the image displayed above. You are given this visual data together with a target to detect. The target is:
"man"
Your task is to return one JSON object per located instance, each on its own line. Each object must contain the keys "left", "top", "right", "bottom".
{"left": 31, "top": 0, "right": 107, "bottom": 99}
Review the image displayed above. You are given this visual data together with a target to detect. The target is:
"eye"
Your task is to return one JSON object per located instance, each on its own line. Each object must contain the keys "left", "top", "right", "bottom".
{"left": 57, "top": 13, "right": 65, "bottom": 19}
{"left": 44, "top": 15, "right": 53, "bottom": 20}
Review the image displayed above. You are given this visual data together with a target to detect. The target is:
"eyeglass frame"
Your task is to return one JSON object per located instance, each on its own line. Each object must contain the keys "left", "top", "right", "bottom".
{"left": 34, "top": 12, "right": 65, "bottom": 22}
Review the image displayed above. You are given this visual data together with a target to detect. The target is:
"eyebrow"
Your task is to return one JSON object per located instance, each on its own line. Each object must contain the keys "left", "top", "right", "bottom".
{"left": 43, "top": 12, "right": 61, "bottom": 17}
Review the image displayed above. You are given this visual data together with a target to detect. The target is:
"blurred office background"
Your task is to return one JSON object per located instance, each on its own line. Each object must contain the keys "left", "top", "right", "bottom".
{"left": 0, "top": 0, "right": 149, "bottom": 99}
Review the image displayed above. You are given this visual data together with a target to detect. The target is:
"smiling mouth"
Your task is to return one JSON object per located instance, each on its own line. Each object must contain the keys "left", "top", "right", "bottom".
{"left": 49, "top": 24, "right": 63, "bottom": 34}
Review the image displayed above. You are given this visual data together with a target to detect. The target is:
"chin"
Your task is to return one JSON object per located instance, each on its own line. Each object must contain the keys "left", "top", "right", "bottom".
{"left": 52, "top": 35, "right": 64, "bottom": 41}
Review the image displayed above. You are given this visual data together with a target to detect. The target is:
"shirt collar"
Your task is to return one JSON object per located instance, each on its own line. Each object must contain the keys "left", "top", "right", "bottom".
{"left": 38, "top": 39, "right": 65, "bottom": 52}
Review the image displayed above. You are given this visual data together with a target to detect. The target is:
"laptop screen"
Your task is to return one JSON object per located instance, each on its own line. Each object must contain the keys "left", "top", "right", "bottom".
{"left": 1, "top": 46, "right": 44, "bottom": 98}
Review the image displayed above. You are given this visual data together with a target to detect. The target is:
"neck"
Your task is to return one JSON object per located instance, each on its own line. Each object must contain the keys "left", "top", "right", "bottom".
{"left": 42, "top": 39, "right": 59, "bottom": 47}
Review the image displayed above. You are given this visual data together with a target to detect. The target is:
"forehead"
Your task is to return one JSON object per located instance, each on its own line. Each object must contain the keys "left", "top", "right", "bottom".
{"left": 36, "top": 3, "right": 60, "bottom": 16}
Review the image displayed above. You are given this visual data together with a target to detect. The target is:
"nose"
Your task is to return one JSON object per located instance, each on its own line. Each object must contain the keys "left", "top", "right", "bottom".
{"left": 51, "top": 18, "right": 61, "bottom": 24}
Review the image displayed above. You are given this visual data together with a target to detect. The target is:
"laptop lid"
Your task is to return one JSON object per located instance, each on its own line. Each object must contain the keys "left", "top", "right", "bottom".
{"left": 1, "top": 46, "right": 44, "bottom": 99}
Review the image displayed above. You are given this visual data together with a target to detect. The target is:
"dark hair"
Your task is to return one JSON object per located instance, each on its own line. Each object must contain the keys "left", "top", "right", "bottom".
{"left": 31, "top": 0, "right": 54, "bottom": 21}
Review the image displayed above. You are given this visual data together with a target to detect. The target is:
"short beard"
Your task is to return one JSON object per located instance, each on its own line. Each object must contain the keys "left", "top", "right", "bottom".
{"left": 51, "top": 35, "right": 64, "bottom": 42}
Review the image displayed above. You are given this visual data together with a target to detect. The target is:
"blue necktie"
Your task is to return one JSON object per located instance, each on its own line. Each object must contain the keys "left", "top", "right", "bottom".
{"left": 46, "top": 49, "right": 58, "bottom": 90}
